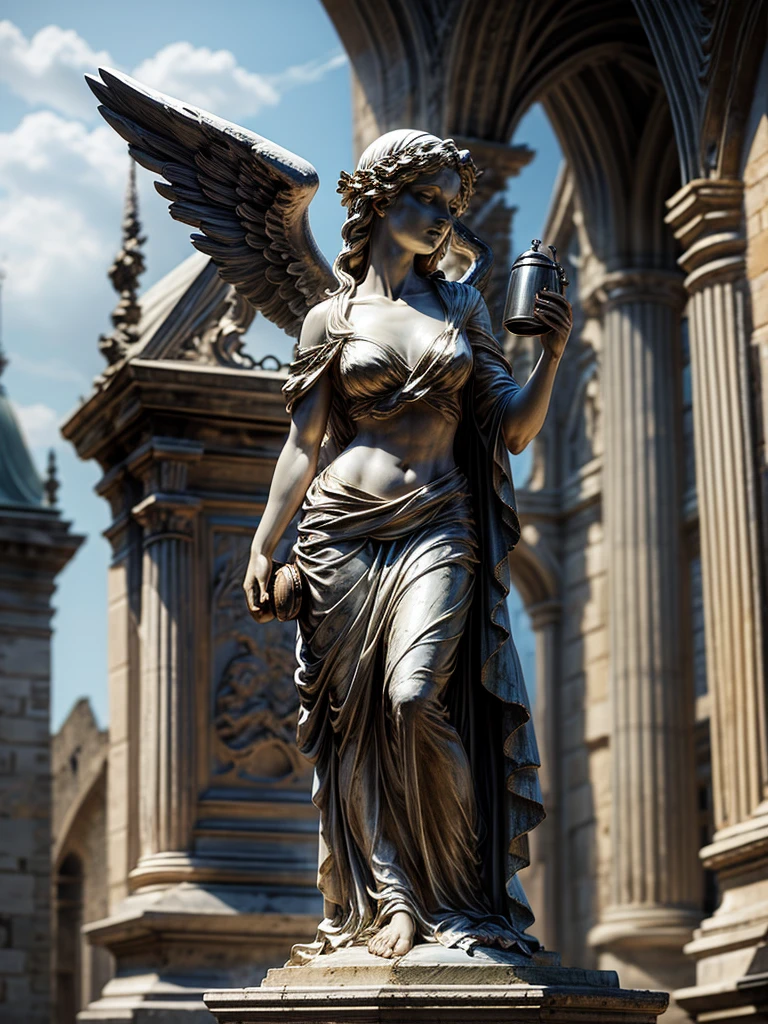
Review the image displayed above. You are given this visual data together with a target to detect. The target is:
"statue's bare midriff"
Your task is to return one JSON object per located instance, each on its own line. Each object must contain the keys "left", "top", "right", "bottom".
{"left": 332, "top": 410, "right": 458, "bottom": 498}
{"left": 329, "top": 292, "right": 459, "bottom": 497}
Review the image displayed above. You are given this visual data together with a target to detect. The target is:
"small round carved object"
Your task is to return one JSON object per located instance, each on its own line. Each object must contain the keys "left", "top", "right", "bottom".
{"left": 269, "top": 562, "right": 303, "bottom": 621}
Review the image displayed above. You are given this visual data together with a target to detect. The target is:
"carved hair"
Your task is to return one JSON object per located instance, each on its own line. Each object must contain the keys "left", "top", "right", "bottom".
{"left": 327, "top": 130, "right": 477, "bottom": 342}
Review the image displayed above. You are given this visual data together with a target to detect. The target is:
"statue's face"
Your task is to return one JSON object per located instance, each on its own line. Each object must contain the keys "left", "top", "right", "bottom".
{"left": 382, "top": 165, "right": 461, "bottom": 256}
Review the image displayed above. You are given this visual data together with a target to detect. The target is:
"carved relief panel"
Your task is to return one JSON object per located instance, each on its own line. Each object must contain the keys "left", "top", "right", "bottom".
{"left": 209, "top": 527, "right": 310, "bottom": 790}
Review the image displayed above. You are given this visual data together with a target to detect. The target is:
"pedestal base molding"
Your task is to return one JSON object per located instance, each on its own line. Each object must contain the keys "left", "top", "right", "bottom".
{"left": 675, "top": 809, "right": 768, "bottom": 1024}
{"left": 77, "top": 883, "right": 319, "bottom": 1022}
{"left": 204, "top": 945, "right": 668, "bottom": 1024}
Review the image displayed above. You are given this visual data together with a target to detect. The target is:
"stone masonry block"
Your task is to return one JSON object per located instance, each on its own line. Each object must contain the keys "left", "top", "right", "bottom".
{"left": 0, "top": 696, "right": 22, "bottom": 717}
{"left": 0, "top": 950, "right": 25, "bottom": 974}
{"left": 0, "top": 679, "right": 30, "bottom": 702}
{"left": 9, "top": 747, "right": 48, "bottom": 776}
{"left": 0, "top": 875, "right": 33, "bottom": 915}
{"left": 0, "top": 819, "right": 38, "bottom": 858}
{"left": 747, "top": 228, "right": 768, "bottom": 278}
{"left": 0, "top": 636, "right": 49, "bottom": 678}
{"left": 585, "top": 698, "right": 610, "bottom": 746}
{"left": 753, "top": 278, "right": 768, "bottom": 327}
{"left": 0, "top": 717, "right": 48, "bottom": 745}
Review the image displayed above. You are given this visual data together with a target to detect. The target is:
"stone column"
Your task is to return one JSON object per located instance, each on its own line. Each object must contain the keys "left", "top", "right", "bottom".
{"left": 666, "top": 180, "right": 768, "bottom": 1021}
{"left": 128, "top": 439, "right": 202, "bottom": 884}
{"left": 588, "top": 270, "right": 701, "bottom": 1011}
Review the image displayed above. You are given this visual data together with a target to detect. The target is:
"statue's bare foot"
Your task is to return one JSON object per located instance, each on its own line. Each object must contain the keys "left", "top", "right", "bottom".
{"left": 368, "top": 912, "right": 415, "bottom": 959}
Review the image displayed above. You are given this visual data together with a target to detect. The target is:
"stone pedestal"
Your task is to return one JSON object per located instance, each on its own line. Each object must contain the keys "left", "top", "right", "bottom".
{"left": 77, "top": 886, "right": 319, "bottom": 1023}
{"left": 204, "top": 946, "right": 669, "bottom": 1024}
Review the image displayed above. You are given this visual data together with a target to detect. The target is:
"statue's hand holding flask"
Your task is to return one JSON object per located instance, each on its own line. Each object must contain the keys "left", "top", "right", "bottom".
{"left": 503, "top": 239, "right": 572, "bottom": 358}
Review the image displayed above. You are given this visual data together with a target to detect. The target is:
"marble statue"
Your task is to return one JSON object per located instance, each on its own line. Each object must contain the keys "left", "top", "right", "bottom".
{"left": 87, "top": 68, "right": 572, "bottom": 964}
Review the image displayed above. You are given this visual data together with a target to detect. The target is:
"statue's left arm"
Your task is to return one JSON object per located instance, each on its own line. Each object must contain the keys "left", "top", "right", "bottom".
{"left": 468, "top": 289, "right": 572, "bottom": 455}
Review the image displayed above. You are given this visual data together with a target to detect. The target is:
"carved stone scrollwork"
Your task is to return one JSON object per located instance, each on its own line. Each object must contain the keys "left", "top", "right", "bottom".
{"left": 211, "top": 531, "right": 304, "bottom": 786}
{"left": 180, "top": 289, "right": 257, "bottom": 369}
{"left": 213, "top": 650, "right": 303, "bottom": 783}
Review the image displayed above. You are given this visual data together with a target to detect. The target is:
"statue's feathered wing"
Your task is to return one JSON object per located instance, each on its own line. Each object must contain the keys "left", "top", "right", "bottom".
{"left": 86, "top": 67, "right": 337, "bottom": 338}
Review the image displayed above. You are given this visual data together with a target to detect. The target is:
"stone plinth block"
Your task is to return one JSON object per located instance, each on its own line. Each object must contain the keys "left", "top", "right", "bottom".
{"left": 204, "top": 946, "right": 668, "bottom": 1024}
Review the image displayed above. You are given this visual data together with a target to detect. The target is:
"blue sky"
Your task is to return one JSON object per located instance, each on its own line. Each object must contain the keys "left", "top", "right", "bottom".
{"left": 0, "top": 2, "right": 562, "bottom": 730}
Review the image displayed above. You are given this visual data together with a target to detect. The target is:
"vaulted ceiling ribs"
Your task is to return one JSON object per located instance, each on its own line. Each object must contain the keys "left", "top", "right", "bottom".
{"left": 323, "top": 0, "right": 680, "bottom": 266}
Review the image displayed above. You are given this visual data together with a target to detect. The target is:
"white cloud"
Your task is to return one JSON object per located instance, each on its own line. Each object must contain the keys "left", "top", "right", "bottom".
{"left": 0, "top": 21, "right": 112, "bottom": 120}
{"left": 273, "top": 52, "right": 348, "bottom": 91}
{"left": 133, "top": 42, "right": 280, "bottom": 120}
{"left": 0, "top": 21, "right": 346, "bottom": 125}
{"left": 0, "top": 24, "right": 347, "bottom": 334}
{"left": 0, "top": 112, "right": 125, "bottom": 302}
{"left": 11, "top": 400, "right": 60, "bottom": 451}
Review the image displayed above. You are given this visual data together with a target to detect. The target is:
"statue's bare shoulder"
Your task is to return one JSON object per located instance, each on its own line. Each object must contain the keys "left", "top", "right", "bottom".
{"left": 299, "top": 298, "right": 334, "bottom": 351}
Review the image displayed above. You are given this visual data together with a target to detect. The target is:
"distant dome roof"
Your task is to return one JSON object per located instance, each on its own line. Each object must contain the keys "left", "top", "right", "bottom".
{"left": 0, "top": 381, "right": 44, "bottom": 509}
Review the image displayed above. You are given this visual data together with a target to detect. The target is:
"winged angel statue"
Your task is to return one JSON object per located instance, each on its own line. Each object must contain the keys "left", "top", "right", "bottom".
{"left": 87, "top": 67, "right": 572, "bottom": 963}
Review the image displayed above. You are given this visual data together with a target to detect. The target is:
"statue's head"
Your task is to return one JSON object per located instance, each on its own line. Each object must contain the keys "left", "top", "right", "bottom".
{"left": 334, "top": 130, "right": 477, "bottom": 285}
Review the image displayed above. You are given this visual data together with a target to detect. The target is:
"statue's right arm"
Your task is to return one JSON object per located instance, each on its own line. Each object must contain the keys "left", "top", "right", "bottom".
{"left": 243, "top": 301, "right": 332, "bottom": 622}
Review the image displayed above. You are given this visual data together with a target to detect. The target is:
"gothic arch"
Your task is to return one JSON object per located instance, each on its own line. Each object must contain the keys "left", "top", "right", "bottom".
{"left": 324, "top": 0, "right": 680, "bottom": 269}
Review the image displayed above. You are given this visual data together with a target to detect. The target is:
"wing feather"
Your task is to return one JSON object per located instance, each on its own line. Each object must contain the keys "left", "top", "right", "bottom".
{"left": 86, "top": 67, "right": 336, "bottom": 337}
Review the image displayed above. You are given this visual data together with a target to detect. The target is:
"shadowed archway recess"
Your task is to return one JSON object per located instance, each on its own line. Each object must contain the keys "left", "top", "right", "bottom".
{"left": 323, "top": 0, "right": 679, "bottom": 269}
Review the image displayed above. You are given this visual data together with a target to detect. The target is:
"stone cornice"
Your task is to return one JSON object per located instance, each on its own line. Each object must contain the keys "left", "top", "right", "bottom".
{"left": 0, "top": 509, "right": 84, "bottom": 575}
{"left": 62, "top": 359, "right": 289, "bottom": 465}
{"left": 665, "top": 178, "right": 745, "bottom": 291}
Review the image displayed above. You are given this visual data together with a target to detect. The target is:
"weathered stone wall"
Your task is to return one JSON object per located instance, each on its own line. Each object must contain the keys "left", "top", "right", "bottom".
{"left": 0, "top": 627, "right": 52, "bottom": 1024}
{"left": 0, "top": 510, "right": 82, "bottom": 1023}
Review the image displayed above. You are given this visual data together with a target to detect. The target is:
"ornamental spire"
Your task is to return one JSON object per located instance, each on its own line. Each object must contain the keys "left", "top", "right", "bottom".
{"left": 44, "top": 449, "right": 59, "bottom": 508}
{"left": 99, "top": 158, "right": 146, "bottom": 366}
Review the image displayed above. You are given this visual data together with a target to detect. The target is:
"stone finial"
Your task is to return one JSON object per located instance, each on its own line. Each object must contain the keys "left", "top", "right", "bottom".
{"left": 99, "top": 159, "right": 146, "bottom": 366}
{"left": 44, "top": 448, "right": 60, "bottom": 508}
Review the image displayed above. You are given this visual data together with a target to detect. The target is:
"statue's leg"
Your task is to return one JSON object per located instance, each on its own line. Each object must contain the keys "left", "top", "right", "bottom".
{"left": 380, "top": 549, "right": 487, "bottom": 920}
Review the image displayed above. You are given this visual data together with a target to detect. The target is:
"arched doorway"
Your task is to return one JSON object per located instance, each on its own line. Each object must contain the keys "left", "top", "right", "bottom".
{"left": 54, "top": 852, "right": 83, "bottom": 1024}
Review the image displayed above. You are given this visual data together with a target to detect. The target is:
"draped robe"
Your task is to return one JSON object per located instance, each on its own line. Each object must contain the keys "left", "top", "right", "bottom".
{"left": 282, "top": 277, "right": 544, "bottom": 961}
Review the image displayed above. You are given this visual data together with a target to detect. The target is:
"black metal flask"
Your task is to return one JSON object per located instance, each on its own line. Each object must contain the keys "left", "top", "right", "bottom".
{"left": 502, "top": 239, "right": 569, "bottom": 336}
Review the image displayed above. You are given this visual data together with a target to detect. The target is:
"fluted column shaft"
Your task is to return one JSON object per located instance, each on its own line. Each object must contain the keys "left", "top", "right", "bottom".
{"left": 128, "top": 441, "right": 203, "bottom": 881}
{"left": 136, "top": 507, "right": 198, "bottom": 858}
{"left": 667, "top": 180, "right": 768, "bottom": 835}
{"left": 591, "top": 272, "right": 700, "bottom": 977}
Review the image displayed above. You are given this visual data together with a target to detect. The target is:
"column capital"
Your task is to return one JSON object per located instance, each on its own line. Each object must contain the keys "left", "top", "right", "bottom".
{"left": 583, "top": 268, "right": 687, "bottom": 314}
{"left": 132, "top": 493, "right": 201, "bottom": 543}
{"left": 528, "top": 599, "right": 562, "bottom": 631}
{"left": 665, "top": 178, "right": 745, "bottom": 292}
